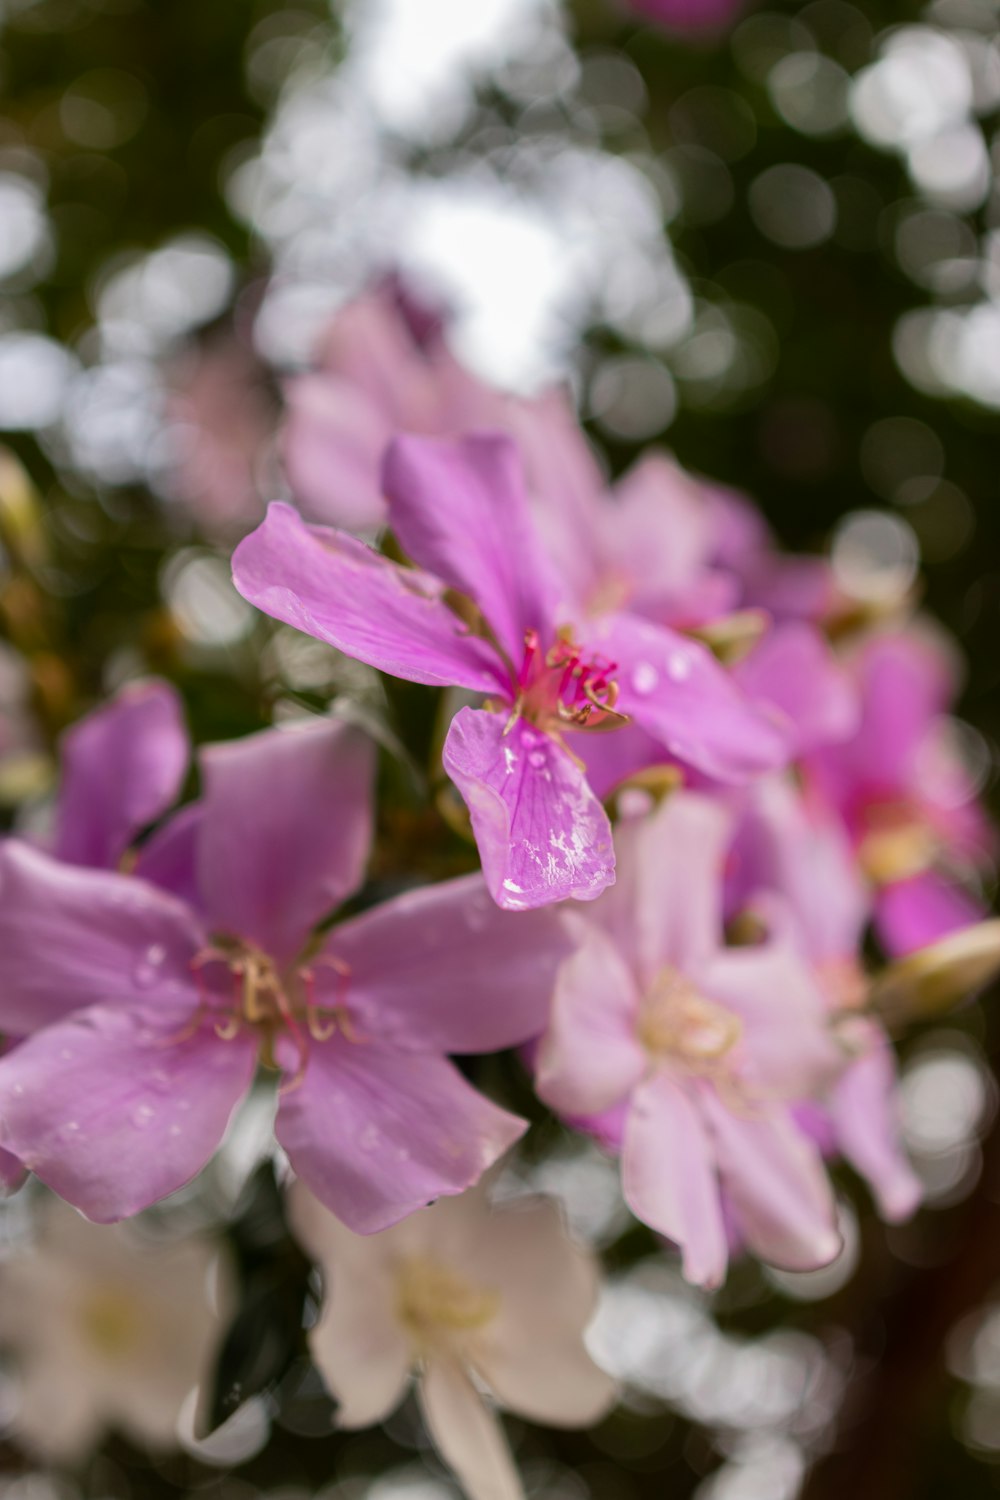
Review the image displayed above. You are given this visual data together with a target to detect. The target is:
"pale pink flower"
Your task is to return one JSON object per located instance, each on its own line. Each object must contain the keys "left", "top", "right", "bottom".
{"left": 536, "top": 791, "right": 844, "bottom": 1288}
{"left": 0, "top": 1196, "right": 231, "bottom": 1461}
{"left": 288, "top": 1178, "right": 615, "bottom": 1500}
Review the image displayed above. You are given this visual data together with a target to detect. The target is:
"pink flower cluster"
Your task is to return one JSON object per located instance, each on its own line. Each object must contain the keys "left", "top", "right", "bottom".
{"left": 0, "top": 285, "right": 996, "bottom": 1307}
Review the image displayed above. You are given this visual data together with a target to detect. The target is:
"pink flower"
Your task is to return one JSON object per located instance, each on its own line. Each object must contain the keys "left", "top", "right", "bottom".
{"left": 805, "top": 627, "right": 994, "bottom": 956}
{"left": 0, "top": 716, "right": 569, "bottom": 1229}
{"left": 535, "top": 791, "right": 844, "bottom": 1288}
{"left": 730, "top": 775, "right": 921, "bottom": 1222}
{"left": 283, "top": 286, "right": 505, "bottom": 534}
{"left": 233, "top": 433, "right": 788, "bottom": 910}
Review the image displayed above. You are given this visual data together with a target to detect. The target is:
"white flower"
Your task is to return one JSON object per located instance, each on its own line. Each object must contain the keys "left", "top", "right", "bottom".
{"left": 289, "top": 1178, "right": 616, "bottom": 1500}
{"left": 0, "top": 1195, "right": 231, "bottom": 1462}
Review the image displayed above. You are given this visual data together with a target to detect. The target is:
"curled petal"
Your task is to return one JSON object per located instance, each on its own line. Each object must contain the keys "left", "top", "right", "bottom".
{"left": 443, "top": 707, "right": 615, "bottom": 911}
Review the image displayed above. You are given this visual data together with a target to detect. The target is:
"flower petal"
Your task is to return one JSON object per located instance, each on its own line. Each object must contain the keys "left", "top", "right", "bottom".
{"left": 471, "top": 1197, "right": 616, "bottom": 1427}
{"left": 592, "top": 613, "right": 788, "bottom": 782}
{"left": 384, "top": 433, "right": 558, "bottom": 664}
{"left": 232, "top": 502, "right": 504, "bottom": 693}
{"left": 287, "top": 1184, "right": 413, "bottom": 1428}
{"left": 0, "top": 841, "right": 205, "bottom": 1034}
{"left": 700, "top": 1089, "right": 841, "bottom": 1272}
{"left": 55, "top": 680, "right": 189, "bottom": 870}
{"left": 622, "top": 1074, "right": 729, "bottom": 1289}
{"left": 535, "top": 926, "right": 645, "bottom": 1116}
{"left": 697, "top": 938, "right": 843, "bottom": 1098}
{"left": 734, "top": 623, "right": 860, "bottom": 757}
{"left": 443, "top": 707, "right": 615, "bottom": 911}
{"left": 418, "top": 1357, "right": 525, "bottom": 1500}
{"left": 275, "top": 1037, "right": 526, "bottom": 1234}
{"left": 198, "top": 718, "right": 375, "bottom": 962}
{"left": 875, "top": 870, "right": 985, "bottom": 958}
{"left": 0, "top": 1005, "right": 256, "bottom": 1220}
{"left": 601, "top": 790, "right": 731, "bottom": 980}
{"left": 282, "top": 372, "right": 398, "bottom": 533}
{"left": 831, "top": 1039, "right": 921, "bottom": 1222}
{"left": 324, "top": 873, "right": 570, "bottom": 1053}
{"left": 134, "top": 803, "right": 204, "bottom": 911}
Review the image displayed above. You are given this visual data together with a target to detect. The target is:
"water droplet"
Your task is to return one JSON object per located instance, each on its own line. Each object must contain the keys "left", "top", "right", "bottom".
{"left": 396, "top": 1146, "right": 411, "bottom": 1162}
{"left": 133, "top": 963, "right": 158, "bottom": 989}
{"left": 528, "top": 750, "right": 546, "bottom": 770}
{"left": 176, "top": 1097, "right": 191, "bottom": 1112}
{"left": 667, "top": 650, "right": 692, "bottom": 682}
{"left": 11, "top": 1085, "right": 23, "bottom": 1098}
{"left": 65, "top": 1121, "right": 79, "bottom": 1132}
{"left": 631, "top": 662, "right": 660, "bottom": 696}
{"left": 168, "top": 1123, "right": 183, "bottom": 1137}
{"left": 359, "top": 1123, "right": 380, "bottom": 1151}
{"left": 520, "top": 727, "right": 541, "bottom": 748}
{"left": 59, "top": 1048, "right": 74, "bottom": 1062}
{"left": 150, "top": 1068, "right": 169, "bottom": 1087}
{"left": 132, "top": 1103, "right": 156, "bottom": 1128}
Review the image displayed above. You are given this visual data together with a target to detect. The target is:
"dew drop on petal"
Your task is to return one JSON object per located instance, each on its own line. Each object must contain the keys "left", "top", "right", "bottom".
{"left": 631, "top": 662, "right": 660, "bottom": 695}
{"left": 359, "top": 1123, "right": 380, "bottom": 1151}
{"left": 528, "top": 750, "right": 547, "bottom": 769}
{"left": 520, "top": 727, "right": 541, "bottom": 748}
{"left": 132, "top": 1103, "right": 156, "bottom": 1127}
{"left": 667, "top": 650, "right": 692, "bottom": 682}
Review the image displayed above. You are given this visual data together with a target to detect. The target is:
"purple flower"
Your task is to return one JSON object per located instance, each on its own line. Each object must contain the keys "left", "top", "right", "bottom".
{"left": 0, "top": 716, "right": 569, "bottom": 1230}
{"left": 233, "top": 433, "right": 788, "bottom": 909}
{"left": 806, "top": 628, "right": 994, "bottom": 956}
{"left": 535, "top": 791, "right": 844, "bottom": 1289}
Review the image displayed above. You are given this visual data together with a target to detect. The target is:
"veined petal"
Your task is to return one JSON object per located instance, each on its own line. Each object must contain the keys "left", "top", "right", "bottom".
{"left": 232, "top": 502, "right": 505, "bottom": 693}
{"left": 324, "top": 873, "right": 570, "bottom": 1054}
{"left": 274, "top": 1037, "right": 526, "bottom": 1234}
{"left": 700, "top": 1089, "right": 841, "bottom": 1272}
{"left": 419, "top": 1357, "right": 525, "bottom": 1500}
{"left": 0, "top": 1004, "right": 256, "bottom": 1221}
{"left": 443, "top": 707, "right": 615, "bottom": 911}
{"left": 55, "top": 680, "right": 189, "bottom": 870}
{"left": 198, "top": 718, "right": 375, "bottom": 962}
{"left": 535, "top": 926, "right": 645, "bottom": 1116}
{"left": 0, "top": 842, "right": 204, "bottom": 1035}
{"left": 622, "top": 1073, "right": 728, "bottom": 1290}
{"left": 593, "top": 613, "right": 788, "bottom": 782}
{"left": 384, "top": 433, "right": 559, "bottom": 665}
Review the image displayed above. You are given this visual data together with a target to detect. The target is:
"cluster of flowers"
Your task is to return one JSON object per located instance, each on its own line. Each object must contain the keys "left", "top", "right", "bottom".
{"left": 1, "top": 286, "right": 997, "bottom": 1498}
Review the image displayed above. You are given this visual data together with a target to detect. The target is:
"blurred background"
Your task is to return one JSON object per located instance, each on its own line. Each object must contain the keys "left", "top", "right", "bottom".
{"left": 1, "top": 0, "right": 1000, "bottom": 1496}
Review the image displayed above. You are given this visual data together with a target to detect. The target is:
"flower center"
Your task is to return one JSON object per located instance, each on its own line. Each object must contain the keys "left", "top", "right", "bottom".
{"left": 637, "top": 966, "right": 742, "bottom": 1072}
{"left": 858, "top": 801, "right": 937, "bottom": 885}
{"left": 79, "top": 1286, "right": 143, "bottom": 1360}
{"left": 513, "top": 627, "right": 624, "bottom": 733}
{"left": 395, "top": 1256, "right": 500, "bottom": 1346}
{"left": 186, "top": 940, "right": 357, "bottom": 1089}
